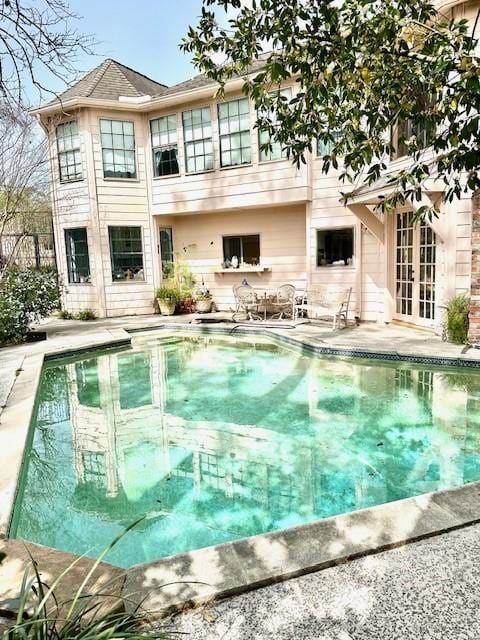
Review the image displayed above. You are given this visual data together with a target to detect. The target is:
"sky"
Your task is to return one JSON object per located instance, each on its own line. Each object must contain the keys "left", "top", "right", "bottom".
{"left": 29, "top": 0, "right": 219, "bottom": 105}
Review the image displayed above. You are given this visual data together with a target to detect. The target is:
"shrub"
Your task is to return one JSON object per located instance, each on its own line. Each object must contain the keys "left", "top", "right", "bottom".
{"left": 195, "top": 290, "right": 212, "bottom": 301}
{"left": 0, "top": 266, "right": 61, "bottom": 345}
{"left": 446, "top": 293, "right": 470, "bottom": 344}
{"left": 155, "top": 285, "right": 181, "bottom": 302}
{"left": 75, "top": 309, "right": 97, "bottom": 321}
{"left": 58, "top": 309, "right": 73, "bottom": 320}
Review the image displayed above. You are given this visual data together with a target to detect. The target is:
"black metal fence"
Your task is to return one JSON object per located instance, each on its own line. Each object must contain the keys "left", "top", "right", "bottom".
{"left": 0, "top": 232, "right": 56, "bottom": 269}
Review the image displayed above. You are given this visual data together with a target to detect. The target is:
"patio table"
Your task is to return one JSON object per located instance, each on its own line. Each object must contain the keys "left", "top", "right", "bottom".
{"left": 252, "top": 288, "right": 276, "bottom": 321}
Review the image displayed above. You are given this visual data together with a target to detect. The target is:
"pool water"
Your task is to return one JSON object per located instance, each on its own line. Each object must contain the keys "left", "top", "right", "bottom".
{"left": 11, "top": 334, "right": 480, "bottom": 568}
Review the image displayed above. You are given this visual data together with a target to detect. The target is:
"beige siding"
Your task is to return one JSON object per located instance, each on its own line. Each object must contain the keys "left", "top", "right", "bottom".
{"left": 165, "top": 205, "right": 307, "bottom": 310}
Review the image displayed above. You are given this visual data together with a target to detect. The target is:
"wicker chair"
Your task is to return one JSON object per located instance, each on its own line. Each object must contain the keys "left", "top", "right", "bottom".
{"left": 297, "top": 286, "right": 352, "bottom": 329}
{"left": 232, "top": 285, "right": 262, "bottom": 321}
{"left": 270, "top": 284, "right": 296, "bottom": 319}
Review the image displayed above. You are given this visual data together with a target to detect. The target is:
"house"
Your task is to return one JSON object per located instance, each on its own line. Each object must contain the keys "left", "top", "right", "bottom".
{"left": 31, "top": 0, "right": 479, "bottom": 341}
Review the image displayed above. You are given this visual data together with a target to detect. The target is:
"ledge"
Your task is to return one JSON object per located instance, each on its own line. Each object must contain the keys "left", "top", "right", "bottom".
{"left": 214, "top": 266, "right": 271, "bottom": 277}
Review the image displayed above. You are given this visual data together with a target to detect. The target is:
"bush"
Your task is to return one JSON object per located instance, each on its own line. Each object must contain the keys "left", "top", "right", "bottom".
{"left": 0, "top": 266, "right": 61, "bottom": 345}
{"left": 58, "top": 309, "right": 73, "bottom": 320}
{"left": 75, "top": 309, "right": 97, "bottom": 321}
{"left": 446, "top": 293, "right": 470, "bottom": 344}
{"left": 155, "top": 285, "right": 181, "bottom": 302}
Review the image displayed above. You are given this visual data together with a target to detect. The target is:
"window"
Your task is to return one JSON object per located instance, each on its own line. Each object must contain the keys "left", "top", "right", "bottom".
{"left": 56, "top": 121, "right": 82, "bottom": 182}
{"left": 64, "top": 228, "right": 90, "bottom": 283}
{"left": 159, "top": 227, "right": 174, "bottom": 278}
{"left": 223, "top": 234, "right": 260, "bottom": 267}
{"left": 218, "top": 98, "right": 251, "bottom": 167}
{"left": 390, "top": 118, "right": 433, "bottom": 160}
{"left": 108, "top": 226, "right": 144, "bottom": 281}
{"left": 317, "top": 228, "right": 354, "bottom": 267}
{"left": 317, "top": 130, "right": 342, "bottom": 156}
{"left": 100, "top": 119, "right": 136, "bottom": 179}
{"left": 258, "top": 88, "right": 291, "bottom": 162}
{"left": 150, "top": 115, "right": 179, "bottom": 177}
{"left": 182, "top": 107, "right": 213, "bottom": 173}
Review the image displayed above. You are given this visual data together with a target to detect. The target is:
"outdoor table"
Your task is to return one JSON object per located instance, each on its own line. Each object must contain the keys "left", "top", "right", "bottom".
{"left": 252, "top": 288, "right": 276, "bottom": 321}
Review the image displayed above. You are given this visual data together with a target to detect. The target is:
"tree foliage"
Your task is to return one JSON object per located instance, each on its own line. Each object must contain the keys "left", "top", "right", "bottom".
{"left": 182, "top": 0, "right": 480, "bottom": 218}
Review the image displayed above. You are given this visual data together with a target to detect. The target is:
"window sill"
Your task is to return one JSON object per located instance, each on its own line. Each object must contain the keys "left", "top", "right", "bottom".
{"left": 214, "top": 266, "right": 270, "bottom": 277}
{"left": 111, "top": 279, "right": 146, "bottom": 284}
{"left": 185, "top": 169, "right": 215, "bottom": 177}
{"left": 67, "top": 281, "right": 93, "bottom": 286}
{"left": 103, "top": 177, "right": 140, "bottom": 183}
{"left": 60, "top": 178, "right": 84, "bottom": 185}
{"left": 219, "top": 163, "right": 252, "bottom": 171}
{"left": 315, "top": 265, "right": 356, "bottom": 271}
{"left": 258, "top": 157, "right": 289, "bottom": 166}
{"left": 152, "top": 173, "right": 181, "bottom": 181}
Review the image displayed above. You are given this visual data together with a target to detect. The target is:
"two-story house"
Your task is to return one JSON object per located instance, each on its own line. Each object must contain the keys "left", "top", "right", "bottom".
{"left": 31, "top": 0, "right": 479, "bottom": 338}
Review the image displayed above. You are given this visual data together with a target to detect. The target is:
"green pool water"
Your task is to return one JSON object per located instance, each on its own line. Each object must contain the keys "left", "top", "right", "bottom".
{"left": 10, "top": 334, "right": 480, "bottom": 568}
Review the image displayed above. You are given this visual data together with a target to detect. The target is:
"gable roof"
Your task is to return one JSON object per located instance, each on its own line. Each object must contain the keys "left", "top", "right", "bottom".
{"left": 48, "top": 58, "right": 168, "bottom": 104}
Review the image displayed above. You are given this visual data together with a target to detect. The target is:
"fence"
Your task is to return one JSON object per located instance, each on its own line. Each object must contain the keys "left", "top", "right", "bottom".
{"left": 0, "top": 232, "right": 56, "bottom": 269}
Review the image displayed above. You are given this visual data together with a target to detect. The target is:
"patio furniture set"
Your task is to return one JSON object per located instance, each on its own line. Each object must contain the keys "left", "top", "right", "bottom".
{"left": 232, "top": 283, "right": 352, "bottom": 329}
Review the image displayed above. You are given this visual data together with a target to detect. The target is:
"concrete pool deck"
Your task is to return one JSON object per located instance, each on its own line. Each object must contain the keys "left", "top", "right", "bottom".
{"left": 1, "top": 313, "right": 480, "bottom": 622}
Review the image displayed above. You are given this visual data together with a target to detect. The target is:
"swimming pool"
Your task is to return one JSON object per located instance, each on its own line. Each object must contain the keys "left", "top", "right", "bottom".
{"left": 10, "top": 333, "right": 480, "bottom": 568}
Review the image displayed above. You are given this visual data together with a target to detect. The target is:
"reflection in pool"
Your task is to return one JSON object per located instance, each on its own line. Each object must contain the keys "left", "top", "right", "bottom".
{"left": 11, "top": 334, "right": 480, "bottom": 568}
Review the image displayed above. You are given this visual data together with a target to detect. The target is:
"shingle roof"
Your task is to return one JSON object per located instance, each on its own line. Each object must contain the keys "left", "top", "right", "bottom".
{"left": 161, "top": 54, "right": 270, "bottom": 97}
{"left": 49, "top": 58, "right": 168, "bottom": 104}
{"left": 46, "top": 54, "right": 271, "bottom": 107}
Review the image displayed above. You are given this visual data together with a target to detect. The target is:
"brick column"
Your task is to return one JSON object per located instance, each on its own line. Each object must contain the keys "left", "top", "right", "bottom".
{"left": 469, "top": 190, "right": 480, "bottom": 344}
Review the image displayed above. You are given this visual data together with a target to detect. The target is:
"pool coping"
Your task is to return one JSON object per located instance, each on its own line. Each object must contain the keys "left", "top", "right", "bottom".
{"left": 2, "top": 322, "right": 480, "bottom": 618}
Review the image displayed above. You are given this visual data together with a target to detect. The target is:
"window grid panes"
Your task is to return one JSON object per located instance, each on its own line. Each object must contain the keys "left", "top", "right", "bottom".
{"left": 316, "top": 228, "right": 354, "bottom": 267}
{"left": 317, "top": 129, "right": 342, "bottom": 156}
{"left": 419, "top": 223, "right": 436, "bottom": 320}
{"left": 100, "top": 119, "right": 136, "bottom": 179}
{"left": 56, "top": 121, "right": 82, "bottom": 182}
{"left": 258, "top": 88, "right": 291, "bottom": 162}
{"left": 182, "top": 107, "right": 213, "bottom": 173}
{"left": 64, "top": 228, "right": 90, "bottom": 283}
{"left": 151, "top": 115, "right": 179, "bottom": 177}
{"left": 218, "top": 98, "right": 251, "bottom": 167}
{"left": 108, "top": 226, "right": 144, "bottom": 281}
{"left": 395, "top": 212, "right": 414, "bottom": 316}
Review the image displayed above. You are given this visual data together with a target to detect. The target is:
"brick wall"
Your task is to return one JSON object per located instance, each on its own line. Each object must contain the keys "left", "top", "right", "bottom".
{"left": 469, "top": 190, "right": 480, "bottom": 344}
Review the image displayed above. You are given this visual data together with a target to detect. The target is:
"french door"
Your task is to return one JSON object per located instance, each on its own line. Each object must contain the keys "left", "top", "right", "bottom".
{"left": 395, "top": 211, "right": 436, "bottom": 326}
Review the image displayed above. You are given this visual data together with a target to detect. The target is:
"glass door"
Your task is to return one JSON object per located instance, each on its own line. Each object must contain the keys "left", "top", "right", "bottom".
{"left": 395, "top": 212, "right": 436, "bottom": 326}
{"left": 159, "top": 227, "right": 173, "bottom": 279}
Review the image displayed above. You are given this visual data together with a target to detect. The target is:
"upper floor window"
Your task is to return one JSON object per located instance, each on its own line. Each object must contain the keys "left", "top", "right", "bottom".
{"left": 150, "top": 115, "right": 179, "bottom": 177}
{"left": 100, "top": 119, "right": 136, "bottom": 179}
{"left": 258, "top": 88, "right": 291, "bottom": 162}
{"left": 317, "top": 130, "right": 342, "bottom": 156}
{"left": 56, "top": 121, "right": 82, "bottom": 182}
{"left": 108, "top": 226, "right": 144, "bottom": 281}
{"left": 182, "top": 107, "right": 213, "bottom": 173}
{"left": 390, "top": 119, "right": 433, "bottom": 160}
{"left": 218, "top": 98, "right": 251, "bottom": 167}
{"left": 64, "top": 228, "right": 90, "bottom": 283}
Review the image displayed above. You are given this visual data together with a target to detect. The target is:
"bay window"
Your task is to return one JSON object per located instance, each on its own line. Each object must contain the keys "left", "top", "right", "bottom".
{"left": 56, "top": 121, "right": 82, "bottom": 182}
{"left": 108, "top": 226, "right": 144, "bottom": 281}
{"left": 151, "top": 115, "right": 179, "bottom": 177}
{"left": 182, "top": 107, "right": 213, "bottom": 173}
{"left": 100, "top": 119, "right": 136, "bottom": 179}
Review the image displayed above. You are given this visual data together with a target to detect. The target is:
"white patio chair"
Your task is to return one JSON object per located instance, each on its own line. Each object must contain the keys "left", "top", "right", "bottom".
{"left": 270, "top": 284, "right": 296, "bottom": 320}
{"left": 232, "top": 285, "right": 262, "bottom": 321}
{"left": 299, "top": 286, "right": 352, "bottom": 329}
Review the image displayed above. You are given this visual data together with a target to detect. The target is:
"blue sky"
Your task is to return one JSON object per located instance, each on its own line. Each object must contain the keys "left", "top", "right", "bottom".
{"left": 31, "top": 0, "right": 213, "bottom": 103}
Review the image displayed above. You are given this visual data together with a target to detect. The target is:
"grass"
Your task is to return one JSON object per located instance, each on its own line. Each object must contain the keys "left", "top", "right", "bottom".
{"left": 0, "top": 520, "right": 171, "bottom": 639}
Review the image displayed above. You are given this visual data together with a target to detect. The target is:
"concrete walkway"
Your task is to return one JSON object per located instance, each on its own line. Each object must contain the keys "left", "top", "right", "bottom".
{"left": 161, "top": 522, "right": 480, "bottom": 640}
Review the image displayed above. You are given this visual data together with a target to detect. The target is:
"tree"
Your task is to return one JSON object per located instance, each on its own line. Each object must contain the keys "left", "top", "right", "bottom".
{"left": 0, "top": 103, "right": 50, "bottom": 273}
{"left": 0, "top": 0, "right": 93, "bottom": 106}
{"left": 182, "top": 0, "right": 480, "bottom": 219}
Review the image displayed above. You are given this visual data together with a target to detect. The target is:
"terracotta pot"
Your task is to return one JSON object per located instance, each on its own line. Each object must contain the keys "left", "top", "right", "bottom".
{"left": 157, "top": 299, "right": 176, "bottom": 315}
{"left": 196, "top": 299, "right": 213, "bottom": 313}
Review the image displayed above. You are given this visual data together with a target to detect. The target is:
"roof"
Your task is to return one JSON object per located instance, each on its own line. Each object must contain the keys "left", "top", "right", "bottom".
{"left": 41, "top": 54, "right": 271, "bottom": 110}
{"left": 47, "top": 58, "right": 169, "bottom": 105}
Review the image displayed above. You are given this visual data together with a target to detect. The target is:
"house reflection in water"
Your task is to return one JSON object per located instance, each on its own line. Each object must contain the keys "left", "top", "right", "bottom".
{"left": 13, "top": 336, "right": 480, "bottom": 566}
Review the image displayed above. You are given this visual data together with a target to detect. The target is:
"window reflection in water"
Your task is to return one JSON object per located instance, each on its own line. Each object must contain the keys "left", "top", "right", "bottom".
{"left": 12, "top": 336, "right": 480, "bottom": 568}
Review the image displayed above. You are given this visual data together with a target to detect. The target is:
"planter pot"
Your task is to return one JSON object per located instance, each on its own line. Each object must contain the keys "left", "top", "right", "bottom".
{"left": 157, "top": 299, "right": 176, "bottom": 315}
{"left": 196, "top": 299, "right": 213, "bottom": 313}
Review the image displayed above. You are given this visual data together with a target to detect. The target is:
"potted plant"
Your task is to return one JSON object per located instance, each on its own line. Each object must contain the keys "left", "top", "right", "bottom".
{"left": 196, "top": 290, "right": 213, "bottom": 313}
{"left": 155, "top": 285, "right": 180, "bottom": 315}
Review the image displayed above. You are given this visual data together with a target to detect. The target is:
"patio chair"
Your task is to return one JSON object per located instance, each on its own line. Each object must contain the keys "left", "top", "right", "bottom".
{"left": 298, "top": 286, "right": 352, "bottom": 329}
{"left": 232, "top": 285, "right": 262, "bottom": 322}
{"left": 270, "top": 284, "right": 296, "bottom": 320}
